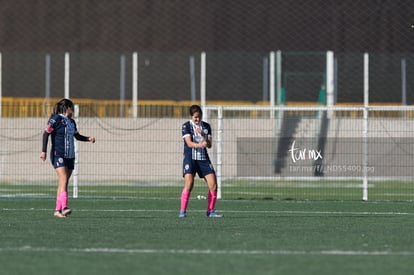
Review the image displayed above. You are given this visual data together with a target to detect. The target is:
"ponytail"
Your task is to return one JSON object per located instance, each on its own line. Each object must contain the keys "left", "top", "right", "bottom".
{"left": 51, "top": 98, "right": 74, "bottom": 117}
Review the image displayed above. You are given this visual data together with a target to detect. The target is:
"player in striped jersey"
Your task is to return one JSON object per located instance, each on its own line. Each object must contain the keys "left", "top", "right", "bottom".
{"left": 180, "top": 105, "right": 223, "bottom": 218}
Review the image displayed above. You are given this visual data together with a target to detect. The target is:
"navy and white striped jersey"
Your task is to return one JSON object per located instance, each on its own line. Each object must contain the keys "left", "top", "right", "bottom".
{"left": 182, "top": 120, "right": 212, "bottom": 161}
{"left": 45, "top": 114, "right": 78, "bottom": 159}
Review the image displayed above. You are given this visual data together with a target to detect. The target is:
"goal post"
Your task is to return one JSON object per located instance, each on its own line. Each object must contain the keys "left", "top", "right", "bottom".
{"left": 210, "top": 105, "right": 414, "bottom": 201}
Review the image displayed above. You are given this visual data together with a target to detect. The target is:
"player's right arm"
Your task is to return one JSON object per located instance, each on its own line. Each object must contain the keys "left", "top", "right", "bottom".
{"left": 40, "top": 131, "right": 50, "bottom": 161}
{"left": 182, "top": 122, "right": 207, "bottom": 149}
{"left": 184, "top": 135, "right": 207, "bottom": 149}
{"left": 40, "top": 118, "right": 54, "bottom": 161}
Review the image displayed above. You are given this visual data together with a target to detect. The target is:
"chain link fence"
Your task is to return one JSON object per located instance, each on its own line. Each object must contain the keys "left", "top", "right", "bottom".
{"left": 1, "top": 1, "right": 414, "bottom": 201}
{"left": 0, "top": 1, "right": 413, "bottom": 103}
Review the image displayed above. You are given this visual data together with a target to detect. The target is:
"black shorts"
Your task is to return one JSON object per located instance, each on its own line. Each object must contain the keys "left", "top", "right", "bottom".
{"left": 183, "top": 157, "right": 215, "bottom": 178}
{"left": 51, "top": 156, "right": 75, "bottom": 170}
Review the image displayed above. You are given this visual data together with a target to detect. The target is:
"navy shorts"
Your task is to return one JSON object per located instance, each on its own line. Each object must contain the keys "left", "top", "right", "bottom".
{"left": 51, "top": 156, "right": 75, "bottom": 170}
{"left": 183, "top": 157, "right": 215, "bottom": 178}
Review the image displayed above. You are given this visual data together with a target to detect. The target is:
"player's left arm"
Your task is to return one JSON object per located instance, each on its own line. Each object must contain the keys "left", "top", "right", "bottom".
{"left": 74, "top": 132, "right": 95, "bottom": 143}
{"left": 204, "top": 134, "right": 212, "bottom": 148}
{"left": 201, "top": 124, "right": 212, "bottom": 148}
{"left": 72, "top": 119, "right": 95, "bottom": 143}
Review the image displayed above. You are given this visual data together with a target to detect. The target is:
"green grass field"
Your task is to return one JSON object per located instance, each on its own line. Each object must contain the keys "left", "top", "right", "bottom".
{"left": 2, "top": 179, "right": 414, "bottom": 201}
{"left": 1, "top": 197, "right": 414, "bottom": 275}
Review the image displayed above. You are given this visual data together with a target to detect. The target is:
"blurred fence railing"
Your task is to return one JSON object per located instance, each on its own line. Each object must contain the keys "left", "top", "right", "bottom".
{"left": 1, "top": 97, "right": 412, "bottom": 119}
{"left": 0, "top": 97, "right": 314, "bottom": 118}
{"left": 0, "top": 97, "right": 243, "bottom": 118}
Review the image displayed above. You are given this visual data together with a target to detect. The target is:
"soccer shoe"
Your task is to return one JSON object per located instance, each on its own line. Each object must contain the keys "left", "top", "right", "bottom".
{"left": 179, "top": 211, "right": 187, "bottom": 218}
{"left": 206, "top": 211, "right": 223, "bottom": 218}
{"left": 62, "top": 207, "right": 72, "bottom": 216}
{"left": 54, "top": 211, "right": 66, "bottom": 218}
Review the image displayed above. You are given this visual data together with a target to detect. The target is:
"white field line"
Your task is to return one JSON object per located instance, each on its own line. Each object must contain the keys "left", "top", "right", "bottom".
{"left": 0, "top": 246, "right": 414, "bottom": 256}
{"left": 1, "top": 208, "right": 414, "bottom": 216}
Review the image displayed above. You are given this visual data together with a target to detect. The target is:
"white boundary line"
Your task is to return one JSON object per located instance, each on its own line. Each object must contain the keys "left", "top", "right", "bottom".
{"left": 2, "top": 208, "right": 414, "bottom": 216}
{"left": 0, "top": 246, "right": 414, "bottom": 256}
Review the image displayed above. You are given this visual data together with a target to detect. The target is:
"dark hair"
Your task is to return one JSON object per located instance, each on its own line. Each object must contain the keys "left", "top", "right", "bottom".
{"left": 189, "top": 104, "right": 202, "bottom": 116}
{"left": 52, "top": 98, "right": 74, "bottom": 116}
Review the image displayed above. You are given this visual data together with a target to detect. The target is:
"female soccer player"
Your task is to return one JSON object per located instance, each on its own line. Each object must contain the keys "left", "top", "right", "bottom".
{"left": 40, "top": 98, "right": 95, "bottom": 218}
{"left": 180, "top": 105, "right": 223, "bottom": 218}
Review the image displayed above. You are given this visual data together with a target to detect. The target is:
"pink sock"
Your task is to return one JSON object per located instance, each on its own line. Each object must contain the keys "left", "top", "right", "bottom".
{"left": 60, "top": 191, "right": 68, "bottom": 209}
{"left": 180, "top": 190, "right": 191, "bottom": 212}
{"left": 207, "top": 190, "right": 217, "bottom": 213}
{"left": 55, "top": 196, "right": 62, "bottom": 211}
